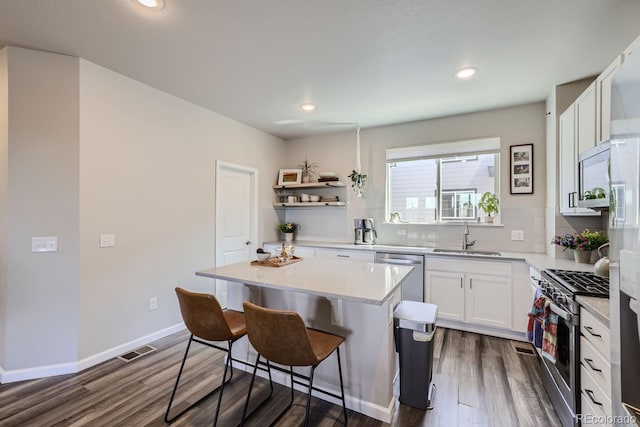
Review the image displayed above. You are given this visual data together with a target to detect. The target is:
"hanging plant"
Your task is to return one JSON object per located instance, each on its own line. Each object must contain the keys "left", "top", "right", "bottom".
{"left": 349, "top": 125, "right": 367, "bottom": 197}
{"left": 348, "top": 170, "right": 367, "bottom": 197}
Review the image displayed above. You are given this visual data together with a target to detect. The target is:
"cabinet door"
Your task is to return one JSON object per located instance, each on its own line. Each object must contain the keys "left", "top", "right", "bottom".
{"left": 466, "top": 274, "right": 512, "bottom": 329}
{"left": 624, "top": 34, "right": 640, "bottom": 60}
{"left": 426, "top": 271, "right": 464, "bottom": 322}
{"left": 559, "top": 105, "right": 577, "bottom": 214}
{"left": 575, "top": 82, "right": 597, "bottom": 155}
{"left": 596, "top": 55, "right": 622, "bottom": 145}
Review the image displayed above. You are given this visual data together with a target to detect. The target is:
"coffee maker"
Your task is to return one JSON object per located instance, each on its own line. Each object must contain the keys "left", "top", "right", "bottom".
{"left": 354, "top": 218, "right": 377, "bottom": 245}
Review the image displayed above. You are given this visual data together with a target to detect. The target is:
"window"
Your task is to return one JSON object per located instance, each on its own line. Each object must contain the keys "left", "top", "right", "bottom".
{"left": 386, "top": 138, "right": 500, "bottom": 224}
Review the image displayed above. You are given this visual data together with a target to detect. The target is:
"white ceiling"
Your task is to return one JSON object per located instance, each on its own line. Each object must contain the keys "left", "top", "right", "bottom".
{"left": 1, "top": 0, "right": 639, "bottom": 140}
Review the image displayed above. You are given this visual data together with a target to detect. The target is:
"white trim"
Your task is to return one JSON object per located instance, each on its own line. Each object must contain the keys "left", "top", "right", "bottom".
{"left": 436, "top": 319, "right": 528, "bottom": 342}
{"left": 386, "top": 137, "right": 501, "bottom": 161}
{"left": 232, "top": 356, "right": 395, "bottom": 423}
{"left": 0, "top": 323, "right": 185, "bottom": 384}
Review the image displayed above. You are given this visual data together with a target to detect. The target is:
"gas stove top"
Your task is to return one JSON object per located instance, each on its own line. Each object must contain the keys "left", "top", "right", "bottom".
{"left": 542, "top": 269, "right": 609, "bottom": 297}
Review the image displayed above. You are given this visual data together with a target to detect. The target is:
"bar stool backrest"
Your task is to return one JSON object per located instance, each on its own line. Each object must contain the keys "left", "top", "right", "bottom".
{"left": 243, "top": 301, "right": 318, "bottom": 366}
{"left": 175, "top": 287, "right": 233, "bottom": 342}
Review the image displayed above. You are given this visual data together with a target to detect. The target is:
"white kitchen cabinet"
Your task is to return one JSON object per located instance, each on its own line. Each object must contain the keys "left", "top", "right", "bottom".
{"left": 466, "top": 273, "right": 512, "bottom": 329}
{"left": 426, "top": 271, "right": 465, "bottom": 322}
{"left": 315, "top": 247, "right": 374, "bottom": 262}
{"left": 559, "top": 105, "right": 599, "bottom": 216}
{"left": 273, "top": 182, "right": 346, "bottom": 207}
{"left": 575, "top": 81, "right": 597, "bottom": 155}
{"left": 425, "top": 257, "right": 513, "bottom": 331}
{"left": 596, "top": 55, "right": 622, "bottom": 145}
{"left": 623, "top": 33, "right": 640, "bottom": 60}
{"left": 579, "top": 307, "right": 612, "bottom": 422}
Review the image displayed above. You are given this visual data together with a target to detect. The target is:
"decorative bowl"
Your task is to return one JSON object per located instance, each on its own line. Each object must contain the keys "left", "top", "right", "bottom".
{"left": 309, "top": 195, "right": 320, "bottom": 202}
{"left": 256, "top": 252, "right": 271, "bottom": 261}
{"left": 318, "top": 172, "right": 337, "bottom": 178}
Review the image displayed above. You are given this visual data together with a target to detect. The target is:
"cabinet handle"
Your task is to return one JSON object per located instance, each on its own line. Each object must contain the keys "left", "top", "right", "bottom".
{"left": 460, "top": 278, "right": 463, "bottom": 288}
{"left": 585, "top": 389, "right": 603, "bottom": 406}
{"left": 337, "top": 254, "right": 350, "bottom": 258}
{"left": 470, "top": 278, "right": 473, "bottom": 289}
{"left": 584, "top": 358, "right": 602, "bottom": 373}
{"left": 584, "top": 326, "right": 602, "bottom": 338}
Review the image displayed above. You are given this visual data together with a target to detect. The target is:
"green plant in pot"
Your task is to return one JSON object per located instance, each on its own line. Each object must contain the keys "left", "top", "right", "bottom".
{"left": 297, "top": 158, "right": 317, "bottom": 183}
{"left": 478, "top": 192, "right": 499, "bottom": 224}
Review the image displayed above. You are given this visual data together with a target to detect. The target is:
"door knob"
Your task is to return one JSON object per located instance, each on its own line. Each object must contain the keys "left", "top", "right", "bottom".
{"left": 245, "top": 241, "right": 252, "bottom": 245}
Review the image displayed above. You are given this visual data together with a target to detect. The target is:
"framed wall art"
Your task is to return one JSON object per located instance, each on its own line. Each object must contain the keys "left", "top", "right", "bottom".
{"left": 510, "top": 143, "right": 534, "bottom": 194}
{"left": 277, "top": 169, "right": 302, "bottom": 186}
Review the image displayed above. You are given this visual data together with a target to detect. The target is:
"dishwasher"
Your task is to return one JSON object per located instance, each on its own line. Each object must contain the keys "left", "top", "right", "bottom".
{"left": 374, "top": 252, "right": 424, "bottom": 302}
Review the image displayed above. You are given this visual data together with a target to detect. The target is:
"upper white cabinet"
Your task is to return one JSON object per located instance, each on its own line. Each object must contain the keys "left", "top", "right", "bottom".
{"left": 623, "top": 33, "right": 640, "bottom": 59}
{"left": 575, "top": 81, "right": 597, "bottom": 155}
{"left": 596, "top": 55, "right": 622, "bottom": 145}
{"left": 559, "top": 105, "right": 599, "bottom": 216}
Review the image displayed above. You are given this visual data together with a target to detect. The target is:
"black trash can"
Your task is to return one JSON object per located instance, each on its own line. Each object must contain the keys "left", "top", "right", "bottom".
{"left": 393, "top": 300, "right": 438, "bottom": 410}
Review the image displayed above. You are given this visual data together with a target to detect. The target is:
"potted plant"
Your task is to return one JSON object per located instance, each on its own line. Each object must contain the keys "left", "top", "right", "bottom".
{"left": 551, "top": 229, "right": 608, "bottom": 263}
{"left": 348, "top": 170, "right": 367, "bottom": 197}
{"left": 297, "top": 159, "right": 317, "bottom": 183}
{"left": 278, "top": 222, "right": 298, "bottom": 243}
{"left": 477, "top": 192, "right": 499, "bottom": 223}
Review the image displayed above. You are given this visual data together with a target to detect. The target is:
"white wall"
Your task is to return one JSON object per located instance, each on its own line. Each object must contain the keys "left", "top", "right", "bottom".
{"left": 283, "top": 103, "right": 548, "bottom": 253}
{"left": 77, "top": 60, "right": 285, "bottom": 358}
{"left": 1, "top": 46, "right": 80, "bottom": 370}
{"left": 0, "top": 46, "right": 286, "bottom": 375}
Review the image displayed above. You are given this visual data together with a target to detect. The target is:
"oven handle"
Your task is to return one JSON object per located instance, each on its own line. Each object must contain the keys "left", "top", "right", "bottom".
{"left": 549, "top": 302, "right": 574, "bottom": 323}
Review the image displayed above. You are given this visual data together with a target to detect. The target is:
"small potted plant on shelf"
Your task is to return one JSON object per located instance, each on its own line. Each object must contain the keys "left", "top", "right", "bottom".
{"left": 278, "top": 222, "right": 298, "bottom": 243}
{"left": 551, "top": 229, "right": 608, "bottom": 264}
{"left": 297, "top": 158, "right": 318, "bottom": 183}
{"left": 477, "top": 192, "right": 499, "bottom": 223}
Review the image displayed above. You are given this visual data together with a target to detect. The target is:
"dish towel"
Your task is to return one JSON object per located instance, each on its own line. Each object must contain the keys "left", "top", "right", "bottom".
{"left": 527, "top": 289, "right": 545, "bottom": 349}
{"left": 542, "top": 300, "right": 559, "bottom": 363}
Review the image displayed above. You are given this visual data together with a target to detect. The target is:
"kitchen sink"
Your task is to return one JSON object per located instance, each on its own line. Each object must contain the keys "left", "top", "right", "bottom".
{"left": 432, "top": 248, "right": 501, "bottom": 256}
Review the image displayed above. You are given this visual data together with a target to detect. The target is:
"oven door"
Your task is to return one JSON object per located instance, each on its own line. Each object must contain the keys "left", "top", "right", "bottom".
{"left": 539, "top": 302, "right": 578, "bottom": 427}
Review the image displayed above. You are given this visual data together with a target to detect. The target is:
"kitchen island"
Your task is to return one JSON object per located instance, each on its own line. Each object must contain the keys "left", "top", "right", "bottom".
{"left": 196, "top": 257, "right": 414, "bottom": 423}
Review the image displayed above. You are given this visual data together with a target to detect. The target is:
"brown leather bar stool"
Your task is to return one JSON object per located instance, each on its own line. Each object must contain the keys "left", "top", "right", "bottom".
{"left": 241, "top": 301, "right": 348, "bottom": 426}
{"left": 165, "top": 287, "right": 246, "bottom": 425}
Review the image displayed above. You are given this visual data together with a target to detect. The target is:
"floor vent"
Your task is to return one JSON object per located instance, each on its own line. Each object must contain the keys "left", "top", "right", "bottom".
{"left": 511, "top": 341, "right": 537, "bottom": 357}
{"left": 117, "top": 345, "right": 157, "bottom": 363}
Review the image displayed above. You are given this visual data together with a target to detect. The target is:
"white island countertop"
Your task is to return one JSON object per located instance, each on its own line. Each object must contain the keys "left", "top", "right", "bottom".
{"left": 196, "top": 257, "right": 413, "bottom": 305}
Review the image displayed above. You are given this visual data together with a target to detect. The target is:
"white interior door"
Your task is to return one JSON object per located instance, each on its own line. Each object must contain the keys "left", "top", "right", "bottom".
{"left": 215, "top": 161, "right": 258, "bottom": 307}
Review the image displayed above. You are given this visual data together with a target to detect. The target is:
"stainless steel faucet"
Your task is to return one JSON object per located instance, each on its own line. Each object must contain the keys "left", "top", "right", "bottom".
{"left": 462, "top": 221, "right": 475, "bottom": 250}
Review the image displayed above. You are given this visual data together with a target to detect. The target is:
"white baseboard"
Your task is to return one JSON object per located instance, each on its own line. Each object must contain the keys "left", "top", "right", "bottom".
{"left": 0, "top": 323, "right": 185, "bottom": 384}
{"left": 232, "top": 356, "right": 395, "bottom": 423}
{"left": 437, "top": 320, "right": 528, "bottom": 342}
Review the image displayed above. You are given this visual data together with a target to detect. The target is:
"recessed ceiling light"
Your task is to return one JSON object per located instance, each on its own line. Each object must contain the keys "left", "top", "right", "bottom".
{"left": 456, "top": 67, "right": 477, "bottom": 79}
{"left": 135, "top": 0, "right": 165, "bottom": 9}
{"left": 300, "top": 103, "right": 316, "bottom": 112}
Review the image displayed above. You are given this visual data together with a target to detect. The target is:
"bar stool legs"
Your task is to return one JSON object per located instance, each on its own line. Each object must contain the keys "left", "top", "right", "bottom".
{"left": 240, "top": 354, "right": 275, "bottom": 426}
{"left": 337, "top": 347, "right": 348, "bottom": 425}
{"left": 164, "top": 336, "right": 235, "bottom": 425}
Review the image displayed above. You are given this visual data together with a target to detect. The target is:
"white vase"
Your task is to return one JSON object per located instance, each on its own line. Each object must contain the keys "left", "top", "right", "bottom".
{"left": 284, "top": 232, "right": 294, "bottom": 243}
{"left": 302, "top": 175, "right": 310, "bottom": 183}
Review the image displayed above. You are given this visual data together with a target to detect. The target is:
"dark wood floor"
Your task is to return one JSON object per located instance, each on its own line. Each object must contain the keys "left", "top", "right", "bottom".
{"left": 0, "top": 328, "right": 560, "bottom": 427}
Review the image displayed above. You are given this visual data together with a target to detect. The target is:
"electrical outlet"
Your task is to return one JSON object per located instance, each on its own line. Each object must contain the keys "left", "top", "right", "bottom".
{"left": 511, "top": 230, "right": 525, "bottom": 241}
{"left": 100, "top": 233, "right": 116, "bottom": 248}
{"left": 32, "top": 236, "right": 58, "bottom": 252}
{"left": 149, "top": 297, "right": 158, "bottom": 311}
{"left": 397, "top": 229, "right": 407, "bottom": 236}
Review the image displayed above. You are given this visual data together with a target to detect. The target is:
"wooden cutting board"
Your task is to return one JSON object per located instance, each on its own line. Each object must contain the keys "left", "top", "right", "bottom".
{"left": 250, "top": 256, "right": 303, "bottom": 267}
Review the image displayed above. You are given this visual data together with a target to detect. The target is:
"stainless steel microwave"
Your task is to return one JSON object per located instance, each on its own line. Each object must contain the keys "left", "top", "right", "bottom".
{"left": 578, "top": 142, "right": 610, "bottom": 210}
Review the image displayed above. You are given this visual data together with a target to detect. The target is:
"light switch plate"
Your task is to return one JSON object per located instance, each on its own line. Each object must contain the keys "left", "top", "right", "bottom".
{"left": 32, "top": 236, "right": 58, "bottom": 252}
{"left": 511, "top": 230, "right": 525, "bottom": 241}
{"left": 100, "top": 234, "right": 116, "bottom": 248}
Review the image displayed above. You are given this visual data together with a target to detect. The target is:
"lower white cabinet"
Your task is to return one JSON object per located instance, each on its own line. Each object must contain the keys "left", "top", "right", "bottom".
{"left": 426, "top": 257, "right": 514, "bottom": 331}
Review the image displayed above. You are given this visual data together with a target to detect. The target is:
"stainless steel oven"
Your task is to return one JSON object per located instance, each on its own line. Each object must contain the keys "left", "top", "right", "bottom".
{"left": 538, "top": 269, "right": 609, "bottom": 427}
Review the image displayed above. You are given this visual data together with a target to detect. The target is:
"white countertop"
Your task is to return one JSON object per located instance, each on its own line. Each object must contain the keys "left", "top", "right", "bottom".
{"left": 576, "top": 295, "right": 610, "bottom": 327}
{"left": 196, "top": 257, "right": 413, "bottom": 305}
{"left": 266, "top": 240, "right": 595, "bottom": 273}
